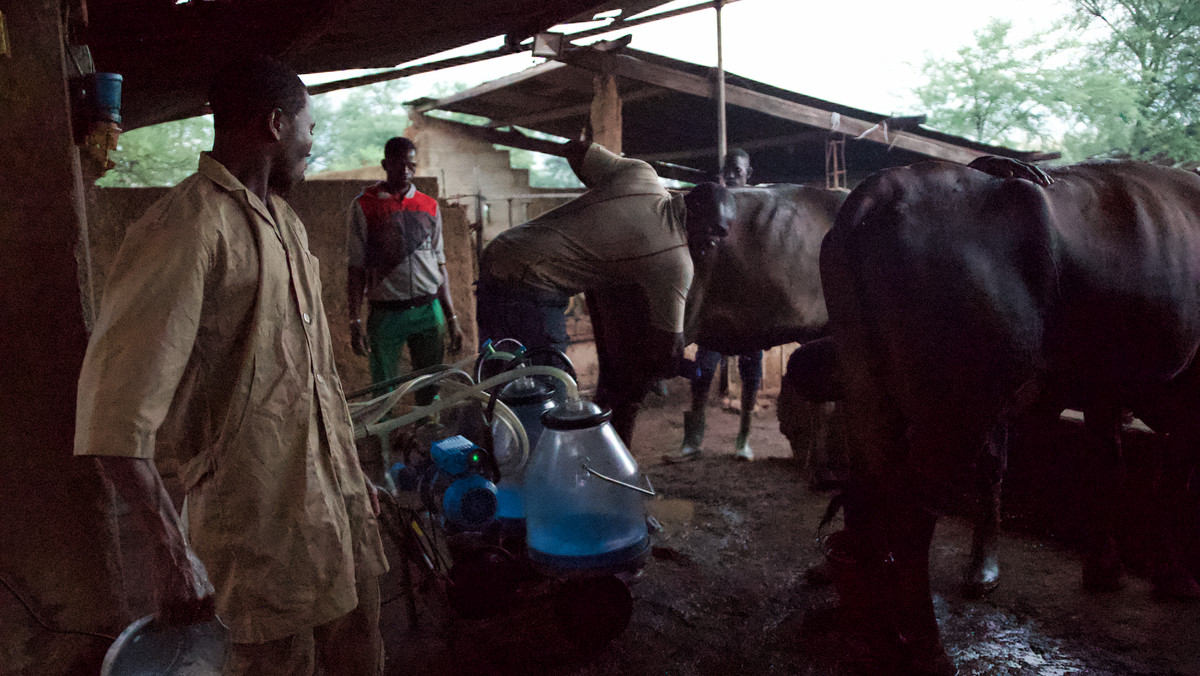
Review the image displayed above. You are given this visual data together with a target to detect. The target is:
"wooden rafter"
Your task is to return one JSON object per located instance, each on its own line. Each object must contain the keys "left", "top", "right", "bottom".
{"left": 557, "top": 47, "right": 990, "bottom": 164}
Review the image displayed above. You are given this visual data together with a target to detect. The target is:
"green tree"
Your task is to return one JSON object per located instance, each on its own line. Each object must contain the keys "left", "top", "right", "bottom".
{"left": 916, "top": 20, "right": 1067, "bottom": 149}
{"left": 97, "top": 115, "right": 214, "bottom": 187}
{"left": 308, "top": 79, "right": 412, "bottom": 173}
{"left": 506, "top": 148, "right": 583, "bottom": 189}
{"left": 1070, "top": 0, "right": 1200, "bottom": 163}
{"left": 98, "top": 76, "right": 586, "bottom": 187}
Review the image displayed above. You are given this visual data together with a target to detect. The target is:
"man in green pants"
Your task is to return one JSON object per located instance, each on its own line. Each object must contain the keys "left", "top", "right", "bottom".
{"left": 347, "top": 137, "right": 464, "bottom": 403}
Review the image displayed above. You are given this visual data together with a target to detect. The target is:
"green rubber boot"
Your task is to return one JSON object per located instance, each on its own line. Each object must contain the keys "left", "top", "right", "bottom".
{"left": 735, "top": 387, "right": 755, "bottom": 461}
{"left": 664, "top": 409, "right": 706, "bottom": 463}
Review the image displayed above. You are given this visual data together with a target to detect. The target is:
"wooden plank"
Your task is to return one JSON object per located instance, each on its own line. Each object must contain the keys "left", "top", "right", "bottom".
{"left": 635, "top": 130, "right": 829, "bottom": 162}
{"left": 425, "top": 116, "right": 570, "bottom": 156}
{"left": 411, "top": 60, "right": 568, "bottom": 113}
{"left": 559, "top": 49, "right": 988, "bottom": 164}
{"left": 488, "top": 86, "right": 664, "bottom": 128}
{"left": 591, "top": 73, "right": 623, "bottom": 154}
{"left": 413, "top": 37, "right": 630, "bottom": 114}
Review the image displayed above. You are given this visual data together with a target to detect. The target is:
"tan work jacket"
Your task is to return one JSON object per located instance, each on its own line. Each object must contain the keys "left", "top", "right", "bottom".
{"left": 75, "top": 154, "right": 387, "bottom": 643}
{"left": 480, "top": 143, "right": 693, "bottom": 333}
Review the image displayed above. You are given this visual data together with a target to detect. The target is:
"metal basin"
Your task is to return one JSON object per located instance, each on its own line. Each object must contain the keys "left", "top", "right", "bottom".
{"left": 100, "top": 615, "right": 228, "bottom": 676}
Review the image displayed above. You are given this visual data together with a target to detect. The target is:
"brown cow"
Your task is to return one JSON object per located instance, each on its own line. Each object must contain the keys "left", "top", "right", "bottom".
{"left": 820, "top": 158, "right": 1200, "bottom": 674}
{"left": 684, "top": 184, "right": 847, "bottom": 354}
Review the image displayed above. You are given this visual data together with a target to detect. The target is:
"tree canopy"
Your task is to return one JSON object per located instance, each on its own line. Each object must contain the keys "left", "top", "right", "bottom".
{"left": 914, "top": 1, "right": 1200, "bottom": 165}
{"left": 98, "top": 78, "right": 580, "bottom": 188}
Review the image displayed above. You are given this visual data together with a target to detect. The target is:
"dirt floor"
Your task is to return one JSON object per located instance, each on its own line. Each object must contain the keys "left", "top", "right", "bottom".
{"left": 380, "top": 387, "right": 1200, "bottom": 676}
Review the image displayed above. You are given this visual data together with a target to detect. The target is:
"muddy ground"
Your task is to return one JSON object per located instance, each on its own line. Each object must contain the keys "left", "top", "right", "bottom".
{"left": 380, "top": 388, "right": 1200, "bottom": 676}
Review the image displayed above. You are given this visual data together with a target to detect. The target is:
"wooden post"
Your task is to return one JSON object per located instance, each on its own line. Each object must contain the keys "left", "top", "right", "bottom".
{"left": 0, "top": 1, "right": 128, "bottom": 671}
{"left": 590, "top": 73, "right": 622, "bottom": 154}
{"left": 715, "top": 0, "right": 727, "bottom": 176}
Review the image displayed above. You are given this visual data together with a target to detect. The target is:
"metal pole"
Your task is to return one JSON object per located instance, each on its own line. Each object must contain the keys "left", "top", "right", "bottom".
{"left": 715, "top": 0, "right": 727, "bottom": 179}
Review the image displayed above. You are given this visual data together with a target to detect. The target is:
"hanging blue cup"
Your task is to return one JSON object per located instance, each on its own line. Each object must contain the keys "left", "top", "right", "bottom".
{"left": 85, "top": 73, "right": 123, "bottom": 124}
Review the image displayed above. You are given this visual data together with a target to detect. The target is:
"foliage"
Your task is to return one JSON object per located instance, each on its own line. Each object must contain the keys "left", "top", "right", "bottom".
{"left": 98, "top": 78, "right": 580, "bottom": 186}
{"left": 506, "top": 148, "right": 583, "bottom": 189}
{"left": 1069, "top": 0, "right": 1200, "bottom": 164}
{"left": 307, "top": 79, "right": 412, "bottom": 173}
{"left": 916, "top": 20, "right": 1066, "bottom": 148}
{"left": 97, "top": 115, "right": 214, "bottom": 187}
{"left": 915, "top": 4, "right": 1200, "bottom": 165}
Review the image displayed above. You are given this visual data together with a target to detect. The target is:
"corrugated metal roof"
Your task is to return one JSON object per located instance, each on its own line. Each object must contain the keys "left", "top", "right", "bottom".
{"left": 83, "top": 0, "right": 672, "bottom": 129}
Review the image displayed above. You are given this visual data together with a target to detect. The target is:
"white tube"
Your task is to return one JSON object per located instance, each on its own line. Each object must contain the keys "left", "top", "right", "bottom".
{"left": 363, "top": 365, "right": 578, "bottom": 438}
{"left": 434, "top": 379, "right": 531, "bottom": 471}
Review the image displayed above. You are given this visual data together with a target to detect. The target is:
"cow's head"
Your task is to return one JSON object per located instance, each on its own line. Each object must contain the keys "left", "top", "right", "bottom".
{"left": 683, "top": 182, "right": 734, "bottom": 260}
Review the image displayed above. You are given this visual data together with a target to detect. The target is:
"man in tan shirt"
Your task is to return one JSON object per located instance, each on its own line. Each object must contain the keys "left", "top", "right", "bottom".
{"left": 477, "top": 139, "right": 730, "bottom": 444}
{"left": 75, "top": 58, "right": 387, "bottom": 674}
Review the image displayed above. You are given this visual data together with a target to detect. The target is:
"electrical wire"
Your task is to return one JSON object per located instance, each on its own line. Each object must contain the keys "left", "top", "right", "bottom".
{"left": 0, "top": 573, "right": 118, "bottom": 642}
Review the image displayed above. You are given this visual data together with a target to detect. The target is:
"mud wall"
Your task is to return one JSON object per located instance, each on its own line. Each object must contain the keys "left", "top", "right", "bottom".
{"left": 87, "top": 177, "right": 475, "bottom": 394}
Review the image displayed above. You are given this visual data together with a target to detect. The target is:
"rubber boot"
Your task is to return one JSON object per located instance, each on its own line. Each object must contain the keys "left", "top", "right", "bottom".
{"left": 664, "top": 409, "right": 705, "bottom": 463}
{"left": 735, "top": 383, "right": 756, "bottom": 461}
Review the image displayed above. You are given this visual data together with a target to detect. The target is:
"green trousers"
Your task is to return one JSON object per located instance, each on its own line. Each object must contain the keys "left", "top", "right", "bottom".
{"left": 367, "top": 300, "right": 445, "bottom": 405}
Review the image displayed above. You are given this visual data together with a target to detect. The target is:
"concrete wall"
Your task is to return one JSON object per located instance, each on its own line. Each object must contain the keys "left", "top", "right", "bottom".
{"left": 407, "top": 113, "right": 581, "bottom": 241}
{"left": 87, "top": 177, "right": 475, "bottom": 395}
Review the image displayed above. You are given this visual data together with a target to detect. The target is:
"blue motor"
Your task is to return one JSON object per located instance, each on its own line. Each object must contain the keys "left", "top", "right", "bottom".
{"left": 430, "top": 436, "right": 498, "bottom": 530}
{"left": 389, "top": 435, "right": 499, "bottom": 531}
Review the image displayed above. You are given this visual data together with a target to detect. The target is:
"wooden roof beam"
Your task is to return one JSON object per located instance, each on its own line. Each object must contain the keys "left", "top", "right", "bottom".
{"left": 418, "top": 114, "right": 707, "bottom": 184}
{"left": 634, "top": 130, "right": 831, "bottom": 162}
{"left": 410, "top": 37, "right": 628, "bottom": 114}
{"left": 557, "top": 48, "right": 990, "bottom": 165}
{"left": 485, "top": 86, "right": 666, "bottom": 128}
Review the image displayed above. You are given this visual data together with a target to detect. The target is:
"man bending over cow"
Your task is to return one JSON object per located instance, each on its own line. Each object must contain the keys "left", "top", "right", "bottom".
{"left": 476, "top": 137, "right": 729, "bottom": 445}
{"left": 666, "top": 148, "right": 763, "bottom": 462}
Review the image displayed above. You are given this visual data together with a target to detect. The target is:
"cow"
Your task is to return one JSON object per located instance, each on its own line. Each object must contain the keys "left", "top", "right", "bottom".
{"left": 819, "top": 158, "right": 1200, "bottom": 674}
{"left": 777, "top": 336, "right": 1005, "bottom": 599}
{"left": 477, "top": 139, "right": 845, "bottom": 447}
{"left": 580, "top": 182, "right": 848, "bottom": 445}
{"left": 683, "top": 184, "right": 847, "bottom": 355}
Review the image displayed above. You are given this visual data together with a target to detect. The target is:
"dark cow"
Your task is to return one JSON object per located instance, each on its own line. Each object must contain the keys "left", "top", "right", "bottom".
{"left": 777, "top": 336, "right": 1004, "bottom": 599}
{"left": 820, "top": 158, "right": 1200, "bottom": 674}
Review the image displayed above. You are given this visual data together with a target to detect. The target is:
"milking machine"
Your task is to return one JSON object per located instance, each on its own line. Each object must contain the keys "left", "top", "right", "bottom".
{"left": 349, "top": 340, "right": 655, "bottom": 647}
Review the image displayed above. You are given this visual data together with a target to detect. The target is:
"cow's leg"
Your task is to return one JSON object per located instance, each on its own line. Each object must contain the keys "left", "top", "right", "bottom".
{"left": 835, "top": 414, "right": 953, "bottom": 675}
{"left": 1150, "top": 433, "right": 1200, "bottom": 598}
{"left": 1081, "top": 403, "right": 1127, "bottom": 592}
{"left": 1132, "top": 396, "right": 1200, "bottom": 598}
{"left": 842, "top": 477, "right": 951, "bottom": 676}
{"left": 963, "top": 424, "right": 1006, "bottom": 598}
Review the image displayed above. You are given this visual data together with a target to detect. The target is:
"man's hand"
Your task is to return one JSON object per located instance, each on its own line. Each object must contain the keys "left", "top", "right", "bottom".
{"left": 94, "top": 456, "right": 216, "bottom": 627}
{"left": 968, "top": 156, "right": 1054, "bottom": 187}
{"left": 350, "top": 320, "right": 370, "bottom": 356}
{"left": 446, "top": 316, "right": 466, "bottom": 354}
{"left": 156, "top": 544, "right": 217, "bottom": 625}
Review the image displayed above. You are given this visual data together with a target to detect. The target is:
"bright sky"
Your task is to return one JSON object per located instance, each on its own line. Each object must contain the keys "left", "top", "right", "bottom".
{"left": 305, "top": 0, "right": 1069, "bottom": 118}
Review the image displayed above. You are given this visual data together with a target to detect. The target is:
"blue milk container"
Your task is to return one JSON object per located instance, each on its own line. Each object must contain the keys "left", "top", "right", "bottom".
{"left": 523, "top": 400, "right": 653, "bottom": 575}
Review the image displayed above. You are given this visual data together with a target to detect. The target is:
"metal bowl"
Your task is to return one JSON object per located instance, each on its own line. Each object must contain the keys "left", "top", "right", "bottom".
{"left": 100, "top": 615, "right": 228, "bottom": 676}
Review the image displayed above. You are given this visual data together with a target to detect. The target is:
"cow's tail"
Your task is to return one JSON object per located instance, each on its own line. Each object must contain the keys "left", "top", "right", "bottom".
{"left": 819, "top": 171, "right": 898, "bottom": 411}
{"left": 819, "top": 170, "right": 915, "bottom": 541}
